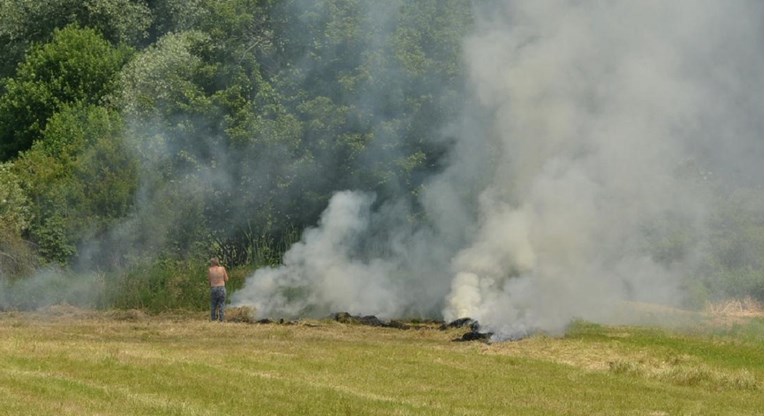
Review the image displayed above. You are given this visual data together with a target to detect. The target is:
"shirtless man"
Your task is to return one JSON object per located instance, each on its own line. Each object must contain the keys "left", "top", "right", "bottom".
{"left": 208, "top": 257, "right": 229, "bottom": 321}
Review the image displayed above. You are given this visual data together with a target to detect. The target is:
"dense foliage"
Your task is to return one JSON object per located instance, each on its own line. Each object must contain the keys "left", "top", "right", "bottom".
{"left": 0, "top": 0, "right": 760, "bottom": 311}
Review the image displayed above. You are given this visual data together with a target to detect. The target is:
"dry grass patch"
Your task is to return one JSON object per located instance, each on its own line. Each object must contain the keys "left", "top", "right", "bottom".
{"left": 37, "top": 303, "right": 97, "bottom": 319}
{"left": 104, "top": 309, "right": 148, "bottom": 321}
{"left": 705, "top": 298, "right": 763, "bottom": 326}
{"left": 224, "top": 306, "right": 257, "bottom": 323}
{"left": 478, "top": 315, "right": 762, "bottom": 393}
{"left": 477, "top": 334, "right": 628, "bottom": 371}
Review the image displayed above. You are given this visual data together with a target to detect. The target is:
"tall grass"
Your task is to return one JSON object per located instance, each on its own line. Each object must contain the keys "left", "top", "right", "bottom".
{"left": 107, "top": 257, "right": 259, "bottom": 313}
{"left": 108, "top": 258, "right": 209, "bottom": 313}
{"left": 105, "top": 229, "right": 297, "bottom": 312}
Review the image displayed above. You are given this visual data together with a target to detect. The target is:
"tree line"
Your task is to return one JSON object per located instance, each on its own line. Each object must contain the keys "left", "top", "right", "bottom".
{"left": 0, "top": 0, "right": 760, "bottom": 310}
{"left": 0, "top": 0, "right": 475, "bottom": 310}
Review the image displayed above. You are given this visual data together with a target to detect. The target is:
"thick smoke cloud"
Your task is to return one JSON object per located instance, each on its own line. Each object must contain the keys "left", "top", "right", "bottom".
{"left": 234, "top": 0, "right": 762, "bottom": 339}
{"left": 441, "top": 0, "right": 762, "bottom": 338}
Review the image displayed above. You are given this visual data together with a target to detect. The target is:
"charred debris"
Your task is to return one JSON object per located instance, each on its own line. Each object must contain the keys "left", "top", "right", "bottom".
{"left": 332, "top": 312, "right": 496, "bottom": 342}
{"left": 228, "top": 309, "right": 496, "bottom": 343}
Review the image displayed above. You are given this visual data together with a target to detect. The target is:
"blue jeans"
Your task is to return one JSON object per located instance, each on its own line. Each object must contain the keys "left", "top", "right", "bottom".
{"left": 210, "top": 286, "right": 226, "bottom": 321}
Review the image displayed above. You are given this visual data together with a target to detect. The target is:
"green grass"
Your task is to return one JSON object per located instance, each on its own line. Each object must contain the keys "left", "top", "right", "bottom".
{"left": 0, "top": 310, "right": 761, "bottom": 415}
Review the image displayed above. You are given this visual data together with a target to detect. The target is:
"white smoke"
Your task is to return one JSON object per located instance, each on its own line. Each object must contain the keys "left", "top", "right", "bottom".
{"left": 232, "top": 191, "right": 404, "bottom": 318}
{"left": 441, "top": 0, "right": 761, "bottom": 338}
{"left": 233, "top": 0, "right": 762, "bottom": 339}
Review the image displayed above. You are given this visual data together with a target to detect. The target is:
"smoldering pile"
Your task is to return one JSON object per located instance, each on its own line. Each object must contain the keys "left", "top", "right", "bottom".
{"left": 440, "top": 317, "right": 494, "bottom": 343}
{"left": 330, "top": 312, "right": 496, "bottom": 341}
{"left": 334, "top": 313, "right": 500, "bottom": 343}
{"left": 332, "top": 311, "right": 414, "bottom": 329}
{"left": 227, "top": 307, "right": 510, "bottom": 343}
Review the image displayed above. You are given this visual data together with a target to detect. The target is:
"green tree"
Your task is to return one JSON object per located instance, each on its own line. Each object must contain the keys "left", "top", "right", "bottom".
{"left": 13, "top": 104, "right": 137, "bottom": 264}
{"left": 117, "top": 30, "right": 228, "bottom": 262}
{"left": 0, "top": 0, "right": 151, "bottom": 80}
{"left": 699, "top": 188, "right": 764, "bottom": 301}
{"left": 119, "top": 0, "right": 310, "bottom": 265}
{"left": 0, "top": 25, "right": 133, "bottom": 160}
{"left": 270, "top": 0, "right": 472, "bottom": 200}
{"left": 0, "top": 162, "right": 37, "bottom": 278}
{"left": 0, "top": 163, "right": 29, "bottom": 235}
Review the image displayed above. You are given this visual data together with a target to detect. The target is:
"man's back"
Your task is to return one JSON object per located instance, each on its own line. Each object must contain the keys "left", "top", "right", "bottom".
{"left": 208, "top": 265, "right": 228, "bottom": 287}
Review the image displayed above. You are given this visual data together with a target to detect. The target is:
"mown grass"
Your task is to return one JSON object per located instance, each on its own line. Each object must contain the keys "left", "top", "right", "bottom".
{"left": 0, "top": 309, "right": 761, "bottom": 416}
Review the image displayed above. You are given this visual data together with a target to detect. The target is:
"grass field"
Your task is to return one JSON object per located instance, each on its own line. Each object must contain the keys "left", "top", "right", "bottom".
{"left": 0, "top": 306, "right": 761, "bottom": 415}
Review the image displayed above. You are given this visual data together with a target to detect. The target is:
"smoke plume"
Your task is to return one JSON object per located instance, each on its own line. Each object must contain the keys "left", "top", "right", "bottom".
{"left": 233, "top": 0, "right": 762, "bottom": 339}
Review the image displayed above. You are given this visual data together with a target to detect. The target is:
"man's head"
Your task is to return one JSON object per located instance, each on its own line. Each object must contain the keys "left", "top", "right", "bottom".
{"left": 210, "top": 257, "right": 220, "bottom": 266}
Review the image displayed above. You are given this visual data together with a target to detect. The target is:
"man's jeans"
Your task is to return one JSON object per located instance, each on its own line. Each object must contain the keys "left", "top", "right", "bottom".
{"left": 210, "top": 286, "right": 226, "bottom": 321}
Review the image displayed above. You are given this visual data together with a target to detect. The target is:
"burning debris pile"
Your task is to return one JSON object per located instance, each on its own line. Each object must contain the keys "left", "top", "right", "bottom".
{"left": 332, "top": 312, "right": 414, "bottom": 330}
{"left": 331, "top": 312, "right": 501, "bottom": 342}
{"left": 225, "top": 307, "right": 518, "bottom": 343}
{"left": 440, "top": 318, "right": 495, "bottom": 343}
